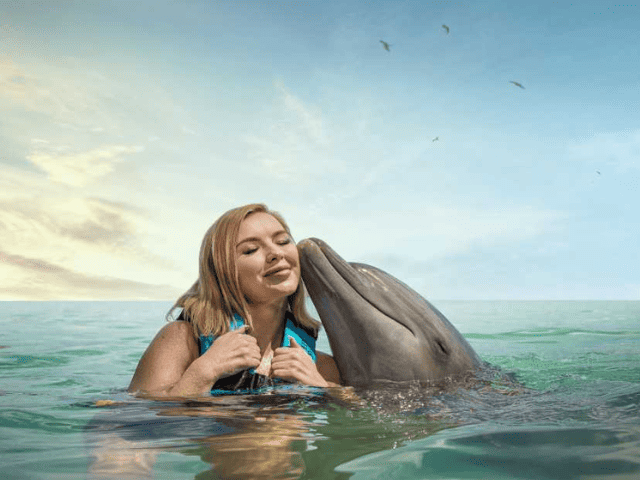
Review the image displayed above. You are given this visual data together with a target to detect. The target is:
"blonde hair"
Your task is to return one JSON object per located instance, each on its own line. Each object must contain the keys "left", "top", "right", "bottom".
{"left": 168, "top": 203, "right": 319, "bottom": 338}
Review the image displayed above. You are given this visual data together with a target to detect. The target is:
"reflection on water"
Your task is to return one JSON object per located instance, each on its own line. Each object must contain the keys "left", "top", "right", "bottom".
{"left": 84, "top": 386, "right": 447, "bottom": 479}
{"left": 186, "top": 413, "right": 307, "bottom": 479}
{"left": 88, "top": 433, "right": 156, "bottom": 479}
{"left": 105, "top": 380, "right": 640, "bottom": 479}
{"left": 84, "top": 375, "right": 536, "bottom": 479}
{"left": 164, "top": 399, "right": 312, "bottom": 480}
{"left": 87, "top": 394, "right": 314, "bottom": 479}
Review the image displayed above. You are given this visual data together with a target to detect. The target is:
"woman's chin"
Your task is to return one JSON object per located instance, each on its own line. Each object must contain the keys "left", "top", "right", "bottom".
{"left": 247, "top": 279, "right": 299, "bottom": 305}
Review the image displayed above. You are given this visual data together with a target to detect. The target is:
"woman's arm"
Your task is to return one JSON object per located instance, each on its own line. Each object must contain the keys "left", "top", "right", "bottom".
{"left": 128, "top": 322, "right": 261, "bottom": 397}
{"left": 128, "top": 321, "right": 205, "bottom": 396}
{"left": 316, "top": 351, "right": 342, "bottom": 387}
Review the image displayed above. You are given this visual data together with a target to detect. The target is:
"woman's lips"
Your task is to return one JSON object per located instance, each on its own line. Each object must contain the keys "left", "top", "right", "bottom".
{"left": 264, "top": 266, "right": 290, "bottom": 277}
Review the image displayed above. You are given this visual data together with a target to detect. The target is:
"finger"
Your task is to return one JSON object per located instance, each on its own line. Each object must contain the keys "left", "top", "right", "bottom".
{"left": 270, "top": 356, "right": 295, "bottom": 374}
{"left": 238, "top": 340, "right": 261, "bottom": 358}
{"left": 276, "top": 342, "right": 301, "bottom": 355}
{"left": 274, "top": 347, "right": 295, "bottom": 359}
{"left": 272, "top": 352, "right": 306, "bottom": 369}
{"left": 229, "top": 325, "right": 249, "bottom": 334}
{"left": 271, "top": 365, "right": 297, "bottom": 381}
{"left": 235, "top": 347, "right": 262, "bottom": 368}
{"left": 275, "top": 342, "right": 307, "bottom": 359}
{"left": 245, "top": 356, "right": 261, "bottom": 368}
{"left": 271, "top": 362, "right": 316, "bottom": 384}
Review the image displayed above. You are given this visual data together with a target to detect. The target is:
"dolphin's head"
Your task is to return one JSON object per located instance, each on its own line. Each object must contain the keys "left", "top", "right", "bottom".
{"left": 298, "top": 238, "right": 481, "bottom": 388}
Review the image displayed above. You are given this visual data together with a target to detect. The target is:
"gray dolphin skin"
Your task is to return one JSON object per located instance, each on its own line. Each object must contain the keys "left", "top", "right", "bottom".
{"left": 298, "top": 238, "right": 482, "bottom": 388}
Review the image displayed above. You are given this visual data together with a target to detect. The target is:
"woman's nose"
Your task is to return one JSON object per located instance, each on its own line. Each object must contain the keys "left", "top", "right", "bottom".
{"left": 266, "top": 246, "right": 284, "bottom": 263}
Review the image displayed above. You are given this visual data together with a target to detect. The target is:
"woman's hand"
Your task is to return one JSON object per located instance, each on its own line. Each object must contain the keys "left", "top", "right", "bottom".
{"left": 203, "top": 325, "right": 261, "bottom": 380}
{"left": 271, "top": 338, "right": 329, "bottom": 387}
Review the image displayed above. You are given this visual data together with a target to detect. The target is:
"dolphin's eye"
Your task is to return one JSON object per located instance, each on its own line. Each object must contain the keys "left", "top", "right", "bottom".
{"left": 435, "top": 339, "right": 448, "bottom": 356}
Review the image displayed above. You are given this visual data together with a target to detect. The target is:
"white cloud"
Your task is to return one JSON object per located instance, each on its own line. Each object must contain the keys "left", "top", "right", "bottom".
{"left": 292, "top": 203, "right": 563, "bottom": 265}
{"left": 0, "top": 46, "right": 197, "bottom": 153}
{"left": 0, "top": 164, "right": 184, "bottom": 299}
{"left": 278, "top": 81, "right": 325, "bottom": 144}
{"left": 0, "top": 47, "right": 213, "bottom": 299}
{"left": 0, "top": 56, "right": 97, "bottom": 125}
{"left": 0, "top": 56, "right": 32, "bottom": 102}
{"left": 26, "top": 144, "right": 144, "bottom": 187}
{"left": 243, "top": 81, "right": 341, "bottom": 184}
{"left": 0, "top": 250, "right": 182, "bottom": 301}
{"left": 568, "top": 129, "right": 640, "bottom": 171}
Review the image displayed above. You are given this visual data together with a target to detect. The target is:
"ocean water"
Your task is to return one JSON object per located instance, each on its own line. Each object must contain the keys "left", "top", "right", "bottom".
{"left": 1, "top": 300, "right": 639, "bottom": 479}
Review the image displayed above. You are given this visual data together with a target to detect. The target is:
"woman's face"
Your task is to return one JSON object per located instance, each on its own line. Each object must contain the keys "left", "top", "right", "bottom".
{"left": 235, "top": 212, "right": 301, "bottom": 305}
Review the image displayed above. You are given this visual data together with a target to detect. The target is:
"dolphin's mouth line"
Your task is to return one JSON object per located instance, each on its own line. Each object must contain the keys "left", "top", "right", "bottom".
{"left": 302, "top": 238, "right": 417, "bottom": 338}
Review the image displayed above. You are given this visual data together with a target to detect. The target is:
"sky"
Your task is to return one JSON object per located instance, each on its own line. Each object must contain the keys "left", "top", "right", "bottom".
{"left": 1, "top": 0, "right": 638, "bottom": 301}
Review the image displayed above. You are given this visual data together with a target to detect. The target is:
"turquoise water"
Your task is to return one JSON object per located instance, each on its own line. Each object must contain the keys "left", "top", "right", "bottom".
{"left": 1, "top": 301, "right": 639, "bottom": 479}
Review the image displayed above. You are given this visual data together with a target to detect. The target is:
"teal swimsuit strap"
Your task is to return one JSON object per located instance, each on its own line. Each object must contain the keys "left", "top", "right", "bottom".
{"left": 281, "top": 314, "right": 317, "bottom": 362}
{"left": 199, "top": 313, "right": 317, "bottom": 363}
{"left": 198, "top": 313, "right": 245, "bottom": 357}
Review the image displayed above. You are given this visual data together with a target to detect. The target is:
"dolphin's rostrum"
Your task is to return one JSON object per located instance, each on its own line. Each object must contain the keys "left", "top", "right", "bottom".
{"left": 298, "top": 238, "right": 482, "bottom": 388}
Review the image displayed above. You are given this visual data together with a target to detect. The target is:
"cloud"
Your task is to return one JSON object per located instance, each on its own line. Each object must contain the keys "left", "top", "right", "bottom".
{"left": 568, "top": 129, "right": 640, "bottom": 171}
{"left": 0, "top": 45, "right": 197, "bottom": 299}
{"left": 0, "top": 56, "right": 95, "bottom": 125}
{"left": 307, "top": 206, "right": 567, "bottom": 301}
{"left": 0, "top": 192, "right": 174, "bottom": 269}
{"left": 2, "top": 188, "right": 136, "bottom": 247}
{"left": 304, "top": 204, "right": 564, "bottom": 264}
{"left": 278, "top": 82, "right": 325, "bottom": 144}
{"left": 243, "top": 81, "right": 341, "bottom": 184}
{"left": 26, "top": 144, "right": 144, "bottom": 187}
{"left": 0, "top": 165, "right": 183, "bottom": 300}
{"left": 0, "top": 56, "right": 30, "bottom": 100}
{"left": 0, "top": 43, "right": 196, "bottom": 153}
{"left": 0, "top": 250, "right": 182, "bottom": 300}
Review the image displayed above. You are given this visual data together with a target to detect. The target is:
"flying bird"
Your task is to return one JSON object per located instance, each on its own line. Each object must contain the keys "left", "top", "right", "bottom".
{"left": 380, "top": 40, "right": 391, "bottom": 52}
{"left": 442, "top": 24, "right": 450, "bottom": 34}
{"left": 432, "top": 136, "right": 439, "bottom": 142}
{"left": 510, "top": 81, "right": 525, "bottom": 89}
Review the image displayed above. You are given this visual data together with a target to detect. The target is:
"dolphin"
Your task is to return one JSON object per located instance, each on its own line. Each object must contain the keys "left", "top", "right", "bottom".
{"left": 298, "top": 238, "right": 482, "bottom": 388}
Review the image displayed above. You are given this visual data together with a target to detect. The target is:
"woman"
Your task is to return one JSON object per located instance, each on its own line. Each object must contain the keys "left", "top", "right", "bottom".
{"left": 128, "top": 203, "right": 341, "bottom": 396}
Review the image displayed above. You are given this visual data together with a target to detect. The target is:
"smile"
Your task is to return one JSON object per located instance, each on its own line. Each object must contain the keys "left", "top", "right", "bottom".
{"left": 264, "top": 266, "right": 291, "bottom": 277}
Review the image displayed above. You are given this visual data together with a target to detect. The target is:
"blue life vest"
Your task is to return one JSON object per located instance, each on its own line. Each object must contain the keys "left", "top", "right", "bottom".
{"left": 199, "top": 311, "right": 317, "bottom": 394}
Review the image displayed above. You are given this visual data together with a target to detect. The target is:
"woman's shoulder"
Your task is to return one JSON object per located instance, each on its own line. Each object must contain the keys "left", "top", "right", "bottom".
{"left": 151, "top": 320, "right": 198, "bottom": 354}
{"left": 128, "top": 320, "right": 199, "bottom": 393}
{"left": 163, "top": 318, "right": 193, "bottom": 334}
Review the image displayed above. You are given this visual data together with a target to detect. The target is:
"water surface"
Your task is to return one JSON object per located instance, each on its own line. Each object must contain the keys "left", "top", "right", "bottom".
{"left": 1, "top": 301, "right": 639, "bottom": 479}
